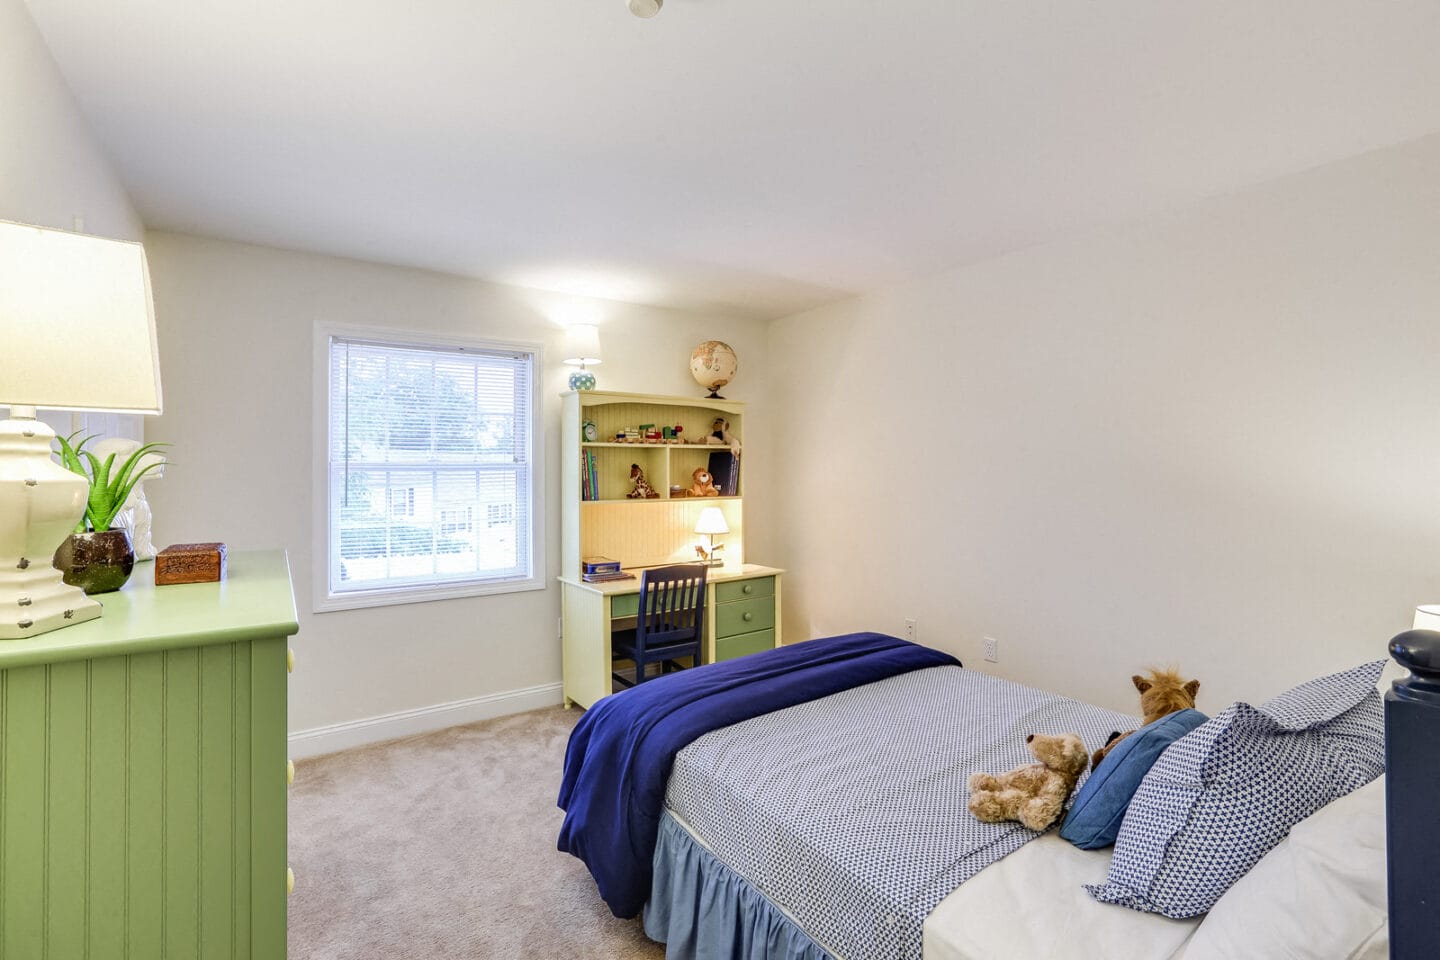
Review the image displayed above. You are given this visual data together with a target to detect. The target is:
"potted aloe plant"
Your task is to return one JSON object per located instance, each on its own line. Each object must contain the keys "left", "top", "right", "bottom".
{"left": 51, "top": 432, "right": 169, "bottom": 594}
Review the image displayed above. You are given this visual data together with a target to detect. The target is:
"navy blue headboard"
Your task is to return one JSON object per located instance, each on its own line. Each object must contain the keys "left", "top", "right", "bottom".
{"left": 1385, "top": 629, "right": 1440, "bottom": 959}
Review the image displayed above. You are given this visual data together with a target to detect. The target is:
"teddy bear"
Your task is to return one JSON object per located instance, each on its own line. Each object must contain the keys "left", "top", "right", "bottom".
{"left": 1090, "top": 669, "right": 1200, "bottom": 771}
{"left": 685, "top": 467, "right": 720, "bottom": 497}
{"left": 967, "top": 732, "right": 1089, "bottom": 831}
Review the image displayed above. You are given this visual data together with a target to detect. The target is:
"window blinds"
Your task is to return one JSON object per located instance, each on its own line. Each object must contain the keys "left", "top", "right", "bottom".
{"left": 326, "top": 336, "right": 534, "bottom": 596}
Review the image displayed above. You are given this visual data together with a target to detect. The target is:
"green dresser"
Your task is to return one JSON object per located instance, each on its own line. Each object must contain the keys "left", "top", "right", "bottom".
{"left": 0, "top": 550, "right": 297, "bottom": 960}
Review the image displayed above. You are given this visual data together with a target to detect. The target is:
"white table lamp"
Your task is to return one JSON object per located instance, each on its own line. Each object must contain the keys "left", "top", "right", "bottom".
{"left": 1413, "top": 606, "right": 1440, "bottom": 633}
{"left": 695, "top": 507, "right": 729, "bottom": 566}
{"left": 562, "top": 324, "right": 602, "bottom": 391}
{"left": 0, "top": 220, "right": 162, "bottom": 639}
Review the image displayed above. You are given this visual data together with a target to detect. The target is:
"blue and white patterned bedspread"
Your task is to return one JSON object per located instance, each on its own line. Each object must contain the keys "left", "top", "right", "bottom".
{"left": 664, "top": 665, "right": 1137, "bottom": 960}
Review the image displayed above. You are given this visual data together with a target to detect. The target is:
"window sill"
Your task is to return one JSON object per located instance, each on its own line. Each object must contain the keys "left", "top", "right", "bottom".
{"left": 313, "top": 575, "right": 546, "bottom": 614}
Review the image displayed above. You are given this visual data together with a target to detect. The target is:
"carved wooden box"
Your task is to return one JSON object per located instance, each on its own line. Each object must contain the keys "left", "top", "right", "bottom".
{"left": 154, "top": 542, "right": 228, "bottom": 585}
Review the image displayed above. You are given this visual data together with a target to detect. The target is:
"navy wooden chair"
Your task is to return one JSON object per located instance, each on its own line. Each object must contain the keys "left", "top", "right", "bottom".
{"left": 611, "top": 564, "right": 708, "bottom": 688}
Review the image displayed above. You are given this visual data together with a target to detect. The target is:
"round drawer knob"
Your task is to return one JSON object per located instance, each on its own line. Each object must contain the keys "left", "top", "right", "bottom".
{"left": 742, "top": 584, "right": 753, "bottom": 594}
{"left": 742, "top": 612, "right": 754, "bottom": 622}
{"left": 287, "top": 867, "right": 295, "bottom": 896}
{"left": 287, "top": 760, "right": 295, "bottom": 785}
{"left": 287, "top": 648, "right": 296, "bottom": 673}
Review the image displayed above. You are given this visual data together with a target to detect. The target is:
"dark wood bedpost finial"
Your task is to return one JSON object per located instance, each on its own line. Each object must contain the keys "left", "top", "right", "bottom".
{"left": 1385, "top": 628, "right": 1440, "bottom": 960}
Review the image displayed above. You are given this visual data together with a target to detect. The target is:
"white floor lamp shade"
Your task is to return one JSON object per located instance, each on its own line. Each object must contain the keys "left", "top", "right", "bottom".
{"left": 0, "top": 220, "right": 162, "bottom": 639}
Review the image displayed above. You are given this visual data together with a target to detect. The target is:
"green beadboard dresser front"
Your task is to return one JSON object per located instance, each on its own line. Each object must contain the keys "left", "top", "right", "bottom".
{"left": 0, "top": 550, "right": 297, "bottom": 960}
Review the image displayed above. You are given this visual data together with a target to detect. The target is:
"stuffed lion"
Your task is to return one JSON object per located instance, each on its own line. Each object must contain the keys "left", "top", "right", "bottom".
{"left": 685, "top": 467, "right": 720, "bottom": 497}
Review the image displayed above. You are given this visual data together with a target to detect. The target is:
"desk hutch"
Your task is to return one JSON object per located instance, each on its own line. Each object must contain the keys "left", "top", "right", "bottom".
{"left": 559, "top": 391, "right": 783, "bottom": 709}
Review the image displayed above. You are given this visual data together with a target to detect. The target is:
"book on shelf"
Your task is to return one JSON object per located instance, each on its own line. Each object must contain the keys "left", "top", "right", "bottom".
{"left": 582, "top": 570, "right": 635, "bottom": 583}
{"left": 582, "top": 556, "right": 622, "bottom": 575}
{"left": 707, "top": 451, "right": 739, "bottom": 496}
{"left": 581, "top": 449, "right": 599, "bottom": 501}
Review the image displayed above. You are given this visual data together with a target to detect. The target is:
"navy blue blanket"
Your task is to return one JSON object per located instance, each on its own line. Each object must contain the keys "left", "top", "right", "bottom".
{"left": 556, "top": 632, "right": 961, "bottom": 918}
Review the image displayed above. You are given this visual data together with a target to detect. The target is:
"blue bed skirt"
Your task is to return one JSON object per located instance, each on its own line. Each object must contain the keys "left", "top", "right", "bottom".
{"left": 644, "top": 812, "right": 833, "bottom": 960}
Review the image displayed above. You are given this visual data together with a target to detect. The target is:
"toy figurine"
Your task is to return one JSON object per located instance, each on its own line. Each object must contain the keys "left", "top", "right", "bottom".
{"left": 704, "top": 417, "right": 741, "bottom": 455}
{"left": 628, "top": 464, "right": 660, "bottom": 499}
{"left": 685, "top": 467, "right": 720, "bottom": 497}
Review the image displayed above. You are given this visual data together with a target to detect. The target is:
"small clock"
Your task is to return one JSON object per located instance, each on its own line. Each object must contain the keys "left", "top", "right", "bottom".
{"left": 582, "top": 419, "right": 598, "bottom": 443}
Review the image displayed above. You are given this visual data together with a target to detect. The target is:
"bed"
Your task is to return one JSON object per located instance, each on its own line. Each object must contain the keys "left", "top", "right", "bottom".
{"left": 558, "top": 630, "right": 1434, "bottom": 959}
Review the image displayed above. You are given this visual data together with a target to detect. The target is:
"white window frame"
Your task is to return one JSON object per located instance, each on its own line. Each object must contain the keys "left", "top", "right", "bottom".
{"left": 312, "top": 321, "right": 545, "bottom": 613}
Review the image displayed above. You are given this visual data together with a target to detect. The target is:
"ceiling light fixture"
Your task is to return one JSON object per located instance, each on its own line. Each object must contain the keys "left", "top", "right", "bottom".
{"left": 628, "top": 0, "right": 662, "bottom": 18}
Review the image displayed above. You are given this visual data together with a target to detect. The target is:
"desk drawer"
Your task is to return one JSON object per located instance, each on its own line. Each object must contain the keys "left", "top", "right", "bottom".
{"left": 716, "top": 577, "right": 774, "bottom": 604}
{"left": 716, "top": 629, "right": 775, "bottom": 661}
{"left": 610, "top": 593, "right": 640, "bottom": 619}
{"left": 714, "top": 595, "right": 775, "bottom": 638}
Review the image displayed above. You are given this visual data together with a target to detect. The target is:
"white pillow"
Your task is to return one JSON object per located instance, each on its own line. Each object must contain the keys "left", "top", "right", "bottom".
{"left": 1181, "top": 776, "right": 1387, "bottom": 960}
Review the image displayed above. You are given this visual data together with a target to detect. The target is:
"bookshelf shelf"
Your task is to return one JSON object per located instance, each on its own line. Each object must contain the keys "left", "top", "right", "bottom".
{"left": 562, "top": 391, "right": 746, "bottom": 580}
{"left": 579, "top": 495, "right": 742, "bottom": 505}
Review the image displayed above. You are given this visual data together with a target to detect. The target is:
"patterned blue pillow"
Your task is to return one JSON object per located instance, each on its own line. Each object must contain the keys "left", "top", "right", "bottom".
{"left": 1086, "top": 660, "right": 1386, "bottom": 918}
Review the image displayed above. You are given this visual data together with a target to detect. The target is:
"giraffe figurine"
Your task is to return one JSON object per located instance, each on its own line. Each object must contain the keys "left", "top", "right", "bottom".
{"left": 627, "top": 463, "right": 660, "bottom": 499}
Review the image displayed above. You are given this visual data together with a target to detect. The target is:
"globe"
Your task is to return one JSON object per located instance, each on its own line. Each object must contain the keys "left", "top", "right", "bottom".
{"left": 689, "top": 340, "right": 738, "bottom": 398}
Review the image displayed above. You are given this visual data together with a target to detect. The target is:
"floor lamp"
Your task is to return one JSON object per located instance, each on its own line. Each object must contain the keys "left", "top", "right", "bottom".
{"left": 0, "top": 220, "right": 163, "bottom": 639}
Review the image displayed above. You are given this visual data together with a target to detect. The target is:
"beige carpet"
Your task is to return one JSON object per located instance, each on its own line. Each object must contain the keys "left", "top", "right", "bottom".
{"left": 288, "top": 707, "right": 665, "bottom": 959}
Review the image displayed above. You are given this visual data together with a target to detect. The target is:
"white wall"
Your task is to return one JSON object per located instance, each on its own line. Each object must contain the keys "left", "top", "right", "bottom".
{"left": 142, "top": 231, "right": 770, "bottom": 742}
{"left": 760, "top": 133, "right": 1440, "bottom": 715}
{"left": 0, "top": 0, "right": 143, "bottom": 441}
{"left": 0, "top": 0, "right": 140, "bottom": 240}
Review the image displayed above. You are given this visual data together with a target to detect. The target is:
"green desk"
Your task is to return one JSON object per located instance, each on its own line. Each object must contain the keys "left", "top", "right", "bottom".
{"left": 0, "top": 550, "right": 298, "bottom": 959}
{"left": 560, "top": 563, "right": 783, "bottom": 709}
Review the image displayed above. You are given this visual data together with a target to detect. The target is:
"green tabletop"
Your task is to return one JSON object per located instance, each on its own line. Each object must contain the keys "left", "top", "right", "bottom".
{"left": 0, "top": 549, "right": 299, "bottom": 670}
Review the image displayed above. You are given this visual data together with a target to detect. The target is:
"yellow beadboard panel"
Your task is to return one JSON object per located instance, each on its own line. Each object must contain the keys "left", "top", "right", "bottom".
{"left": 581, "top": 401, "right": 742, "bottom": 446}
{"left": 581, "top": 499, "right": 743, "bottom": 569}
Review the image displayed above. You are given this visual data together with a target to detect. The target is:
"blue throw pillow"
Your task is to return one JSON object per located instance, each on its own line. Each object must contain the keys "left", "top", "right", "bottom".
{"left": 1060, "top": 708, "right": 1209, "bottom": 850}
{"left": 1086, "top": 660, "right": 1386, "bottom": 919}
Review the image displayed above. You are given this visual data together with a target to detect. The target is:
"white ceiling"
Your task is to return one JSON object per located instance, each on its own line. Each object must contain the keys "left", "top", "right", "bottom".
{"left": 25, "top": 0, "right": 1440, "bottom": 320}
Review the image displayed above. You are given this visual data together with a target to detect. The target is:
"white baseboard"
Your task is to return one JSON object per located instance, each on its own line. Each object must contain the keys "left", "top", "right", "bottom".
{"left": 287, "top": 681, "right": 564, "bottom": 759}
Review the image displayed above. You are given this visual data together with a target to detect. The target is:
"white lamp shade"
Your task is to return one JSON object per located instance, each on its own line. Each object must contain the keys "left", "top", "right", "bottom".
{"left": 695, "top": 507, "right": 729, "bottom": 536}
{"left": 562, "top": 324, "right": 602, "bottom": 366}
{"left": 1413, "top": 605, "right": 1440, "bottom": 632}
{"left": 0, "top": 220, "right": 162, "bottom": 414}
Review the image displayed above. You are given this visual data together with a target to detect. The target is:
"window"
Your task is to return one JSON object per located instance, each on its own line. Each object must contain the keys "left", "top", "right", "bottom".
{"left": 318, "top": 330, "right": 542, "bottom": 609}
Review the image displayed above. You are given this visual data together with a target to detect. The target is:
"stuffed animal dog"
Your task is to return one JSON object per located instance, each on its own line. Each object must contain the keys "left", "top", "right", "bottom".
{"left": 1091, "top": 669, "right": 1200, "bottom": 770}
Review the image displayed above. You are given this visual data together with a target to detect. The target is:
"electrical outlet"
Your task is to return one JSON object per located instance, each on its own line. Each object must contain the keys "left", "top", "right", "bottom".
{"left": 983, "top": 637, "right": 999, "bottom": 663}
{"left": 904, "top": 618, "right": 917, "bottom": 643}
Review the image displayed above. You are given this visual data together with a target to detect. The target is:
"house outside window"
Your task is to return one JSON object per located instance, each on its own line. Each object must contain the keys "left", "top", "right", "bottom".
{"left": 439, "top": 507, "right": 474, "bottom": 535}
{"left": 315, "top": 326, "right": 543, "bottom": 610}
{"left": 389, "top": 487, "right": 416, "bottom": 518}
